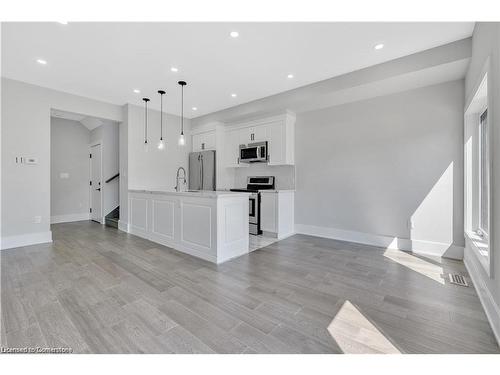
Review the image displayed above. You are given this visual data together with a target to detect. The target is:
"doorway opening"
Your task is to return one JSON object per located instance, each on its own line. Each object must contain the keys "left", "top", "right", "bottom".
{"left": 50, "top": 109, "right": 120, "bottom": 227}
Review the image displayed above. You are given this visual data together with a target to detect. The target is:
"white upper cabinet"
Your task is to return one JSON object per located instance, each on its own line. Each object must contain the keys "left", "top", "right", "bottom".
{"left": 224, "top": 112, "right": 295, "bottom": 167}
{"left": 192, "top": 130, "right": 216, "bottom": 152}
{"left": 238, "top": 126, "right": 268, "bottom": 144}
{"left": 267, "top": 121, "right": 285, "bottom": 165}
{"left": 224, "top": 128, "right": 246, "bottom": 168}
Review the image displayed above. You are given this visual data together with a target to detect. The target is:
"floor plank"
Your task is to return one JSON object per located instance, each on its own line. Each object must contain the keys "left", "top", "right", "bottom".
{"left": 1, "top": 220, "right": 498, "bottom": 353}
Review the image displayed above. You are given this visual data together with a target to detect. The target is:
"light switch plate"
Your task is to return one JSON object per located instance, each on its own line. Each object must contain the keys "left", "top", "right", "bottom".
{"left": 60, "top": 172, "right": 69, "bottom": 179}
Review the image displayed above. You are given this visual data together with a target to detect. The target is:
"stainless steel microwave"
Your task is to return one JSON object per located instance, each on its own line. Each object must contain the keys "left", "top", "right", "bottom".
{"left": 239, "top": 141, "right": 268, "bottom": 163}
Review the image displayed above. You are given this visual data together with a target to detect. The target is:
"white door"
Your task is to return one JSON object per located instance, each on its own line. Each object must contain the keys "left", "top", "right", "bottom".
{"left": 90, "top": 144, "right": 102, "bottom": 222}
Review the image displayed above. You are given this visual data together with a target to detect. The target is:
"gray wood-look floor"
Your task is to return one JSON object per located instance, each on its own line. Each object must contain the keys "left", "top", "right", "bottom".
{"left": 1, "top": 221, "right": 498, "bottom": 354}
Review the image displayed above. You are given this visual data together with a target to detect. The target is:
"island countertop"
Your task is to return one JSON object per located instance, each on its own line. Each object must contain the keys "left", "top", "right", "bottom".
{"left": 127, "top": 189, "right": 249, "bottom": 264}
{"left": 128, "top": 188, "right": 251, "bottom": 198}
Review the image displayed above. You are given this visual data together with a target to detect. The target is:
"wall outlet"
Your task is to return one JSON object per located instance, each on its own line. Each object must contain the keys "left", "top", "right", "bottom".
{"left": 33, "top": 216, "right": 42, "bottom": 224}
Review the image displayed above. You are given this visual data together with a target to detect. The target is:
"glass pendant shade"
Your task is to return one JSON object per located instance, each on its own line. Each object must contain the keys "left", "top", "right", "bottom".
{"left": 178, "top": 133, "right": 185, "bottom": 146}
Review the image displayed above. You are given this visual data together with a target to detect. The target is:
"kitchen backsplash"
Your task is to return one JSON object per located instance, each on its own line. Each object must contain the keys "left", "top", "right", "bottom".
{"left": 234, "top": 164, "right": 295, "bottom": 190}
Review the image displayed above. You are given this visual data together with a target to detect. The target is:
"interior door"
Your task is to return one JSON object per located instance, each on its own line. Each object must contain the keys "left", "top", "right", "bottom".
{"left": 90, "top": 144, "right": 102, "bottom": 222}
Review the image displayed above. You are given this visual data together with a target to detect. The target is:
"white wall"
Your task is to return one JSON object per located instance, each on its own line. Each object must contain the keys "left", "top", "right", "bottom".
{"left": 127, "top": 103, "right": 191, "bottom": 190}
{"left": 463, "top": 22, "right": 500, "bottom": 344}
{"left": 90, "top": 121, "right": 120, "bottom": 217}
{"left": 119, "top": 105, "right": 129, "bottom": 227}
{"left": 295, "top": 80, "right": 465, "bottom": 258}
{"left": 50, "top": 117, "right": 90, "bottom": 222}
{"left": 118, "top": 103, "right": 191, "bottom": 228}
{"left": 1, "top": 78, "right": 122, "bottom": 249}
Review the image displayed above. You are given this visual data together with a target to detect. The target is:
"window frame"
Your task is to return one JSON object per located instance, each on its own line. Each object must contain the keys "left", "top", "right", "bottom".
{"left": 464, "top": 68, "right": 492, "bottom": 278}
{"left": 478, "top": 108, "right": 489, "bottom": 240}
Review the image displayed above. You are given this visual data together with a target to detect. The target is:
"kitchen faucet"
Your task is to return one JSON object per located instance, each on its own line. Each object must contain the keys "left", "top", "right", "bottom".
{"left": 175, "top": 167, "right": 187, "bottom": 192}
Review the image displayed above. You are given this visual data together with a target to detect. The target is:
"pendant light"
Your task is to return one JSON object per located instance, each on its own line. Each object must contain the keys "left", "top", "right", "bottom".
{"left": 157, "top": 90, "right": 166, "bottom": 150}
{"left": 178, "top": 81, "right": 186, "bottom": 146}
{"left": 142, "top": 97, "right": 150, "bottom": 152}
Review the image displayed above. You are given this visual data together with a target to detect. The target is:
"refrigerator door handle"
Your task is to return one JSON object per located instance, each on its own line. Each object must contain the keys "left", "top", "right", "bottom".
{"left": 200, "top": 155, "right": 204, "bottom": 190}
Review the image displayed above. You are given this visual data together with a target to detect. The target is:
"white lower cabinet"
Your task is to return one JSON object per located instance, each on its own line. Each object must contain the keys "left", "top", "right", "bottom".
{"left": 260, "top": 191, "right": 295, "bottom": 239}
{"left": 128, "top": 191, "right": 250, "bottom": 264}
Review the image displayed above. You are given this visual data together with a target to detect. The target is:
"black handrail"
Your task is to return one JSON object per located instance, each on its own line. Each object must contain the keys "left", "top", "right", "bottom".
{"left": 105, "top": 173, "right": 120, "bottom": 183}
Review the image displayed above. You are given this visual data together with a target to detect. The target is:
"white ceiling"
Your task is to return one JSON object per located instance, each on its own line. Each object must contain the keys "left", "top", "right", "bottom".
{"left": 51, "top": 108, "right": 114, "bottom": 130}
{"left": 2, "top": 22, "right": 474, "bottom": 118}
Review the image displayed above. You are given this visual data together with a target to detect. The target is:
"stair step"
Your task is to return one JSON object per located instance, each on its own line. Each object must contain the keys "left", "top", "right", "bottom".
{"left": 105, "top": 217, "right": 119, "bottom": 229}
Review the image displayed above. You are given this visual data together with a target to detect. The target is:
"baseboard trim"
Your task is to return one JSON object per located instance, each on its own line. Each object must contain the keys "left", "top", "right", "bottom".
{"left": 294, "top": 224, "right": 464, "bottom": 259}
{"left": 118, "top": 220, "right": 129, "bottom": 233}
{"left": 51, "top": 213, "right": 90, "bottom": 224}
{"left": 1, "top": 231, "right": 53, "bottom": 250}
{"left": 464, "top": 247, "right": 500, "bottom": 346}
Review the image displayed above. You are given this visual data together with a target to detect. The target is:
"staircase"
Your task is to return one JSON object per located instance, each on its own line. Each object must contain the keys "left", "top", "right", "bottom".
{"left": 105, "top": 206, "right": 119, "bottom": 229}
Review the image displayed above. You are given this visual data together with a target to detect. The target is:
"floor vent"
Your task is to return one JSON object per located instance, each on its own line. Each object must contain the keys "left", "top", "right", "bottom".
{"left": 448, "top": 274, "right": 469, "bottom": 287}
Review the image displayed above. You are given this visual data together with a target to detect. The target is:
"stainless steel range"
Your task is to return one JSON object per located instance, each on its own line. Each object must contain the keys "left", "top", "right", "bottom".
{"left": 230, "top": 176, "right": 275, "bottom": 235}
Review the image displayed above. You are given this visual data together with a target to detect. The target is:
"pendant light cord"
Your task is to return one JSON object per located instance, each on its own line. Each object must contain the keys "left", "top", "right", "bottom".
{"left": 159, "top": 92, "right": 163, "bottom": 140}
{"left": 143, "top": 98, "right": 149, "bottom": 144}
{"left": 181, "top": 84, "right": 184, "bottom": 135}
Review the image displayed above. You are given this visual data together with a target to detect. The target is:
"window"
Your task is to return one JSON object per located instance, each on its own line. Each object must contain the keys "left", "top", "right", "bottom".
{"left": 478, "top": 109, "right": 489, "bottom": 237}
{"left": 464, "top": 71, "right": 491, "bottom": 275}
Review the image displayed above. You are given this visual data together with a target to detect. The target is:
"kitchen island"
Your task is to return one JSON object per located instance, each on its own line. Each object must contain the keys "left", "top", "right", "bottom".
{"left": 127, "top": 189, "right": 250, "bottom": 264}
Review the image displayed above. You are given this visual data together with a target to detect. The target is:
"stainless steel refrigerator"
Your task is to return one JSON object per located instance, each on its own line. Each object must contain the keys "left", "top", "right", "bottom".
{"left": 188, "top": 150, "right": 216, "bottom": 191}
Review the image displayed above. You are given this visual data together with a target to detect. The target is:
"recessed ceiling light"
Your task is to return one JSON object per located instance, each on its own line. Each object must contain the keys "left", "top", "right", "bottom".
{"left": 36, "top": 59, "right": 47, "bottom": 65}
{"left": 230, "top": 31, "right": 239, "bottom": 38}
{"left": 231, "top": 93, "right": 237, "bottom": 98}
{"left": 287, "top": 74, "right": 294, "bottom": 79}
{"left": 133, "top": 89, "right": 140, "bottom": 93}
{"left": 170, "top": 67, "right": 178, "bottom": 72}
{"left": 192, "top": 107, "right": 198, "bottom": 111}
{"left": 58, "top": 21, "right": 68, "bottom": 25}
{"left": 374, "top": 43, "right": 384, "bottom": 50}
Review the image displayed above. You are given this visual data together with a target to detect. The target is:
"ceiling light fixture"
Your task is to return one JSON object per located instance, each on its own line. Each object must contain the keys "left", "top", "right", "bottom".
{"left": 231, "top": 93, "right": 237, "bottom": 98}
{"left": 178, "top": 81, "right": 187, "bottom": 146}
{"left": 287, "top": 74, "right": 294, "bottom": 79}
{"left": 374, "top": 43, "right": 384, "bottom": 50}
{"left": 157, "top": 90, "right": 166, "bottom": 150}
{"left": 57, "top": 21, "right": 68, "bottom": 25}
{"left": 36, "top": 59, "right": 47, "bottom": 65}
{"left": 192, "top": 107, "right": 197, "bottom": 111}
{"left": 230, "top": 31, "right": 239, "bottom": 38}
{"left": 142, "top": 97, "right": 150, "bottom": 152}
{"left": 171, "top": 67, "right": 178, "bottom": 72}
{"left": 133, "top": 89, "right": 140, "bottom": 93}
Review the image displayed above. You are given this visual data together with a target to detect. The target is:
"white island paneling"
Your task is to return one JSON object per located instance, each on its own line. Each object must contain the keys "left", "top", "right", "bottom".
{"left": 127, "top": 189, "right": 250, "bottom": 264}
